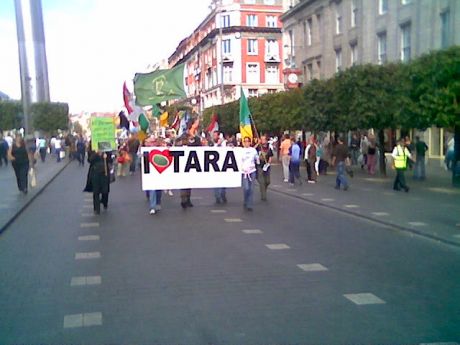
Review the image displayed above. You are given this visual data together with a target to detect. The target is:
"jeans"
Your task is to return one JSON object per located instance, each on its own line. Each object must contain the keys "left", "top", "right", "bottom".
{"left": 413, "top": 156, "right": 426, "bottom": 180}
{"left": 306, "top": 159, "right": 316, "bottom": 181}
{"left": 214, "top": 187, "right": 227, "bottom": 202}
{"left": 335, "top": 162, "right": 348, "bottom": 189}
{"left": 77, "top": 150, "right": 85, "bottom": 166}
{"left": 39, "top": 148, "right": 47, "bottom": 162}
{"left": 148, "top": 190, "right": 162, "bottom": 210}
{"left": 351, "top": 148, "right": 359, "bottom": 165}
{"left": 289, "top": 161, "right": 301, "bottom": 184}
{"left": 129, "top": 153, "right": 138, "bottom": 172}
{"left": 242, "top": 172, "right": 256, "bottom": 209}
{"left": 394, "top": 169, "right": 408, "bottom": 191}
{"left": 56, "top": 148, "right": 61, "bottom": 162}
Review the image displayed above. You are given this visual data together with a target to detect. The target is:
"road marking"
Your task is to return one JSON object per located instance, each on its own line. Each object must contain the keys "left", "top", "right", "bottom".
{"left": 297, "top": 263, "right": 328, "bottom": 272}
{"left": 84, "top": 198, "right": 92, "bottom": 202}
{"left": 272, "top": 185, "right": 281, "bottom": 188}
{"left": 211, "top": 210, "right": 227, "bottom": 214}
{"left": 344, "top": 204, "right": 360, "bottom": 209}
{"left": 344, "top": 293, "right": 386, "bottom": 305}
{"left": 372, "top": 212, "right": 389, "bottom": 217}
{"left": 75, "top": 252, "right": 101, "bottom": 260}
{"left": 78, "top": 235, "right": 100, "bottom": 241}
{"left": 456, "top": 223, "right": 460, "bottom": 227}
{"left": 83, "top": 205, "right": 92, "bottom": 209}
{"left": 63, "top": 312, "right": 102, "bottom": 328}
{"left": 242, "top": 229, "right": 263, "bottom": 234}
{"left": 286, "top": 189, "right": 297, "bottom": 192}
{"left": 224, "top": 218, "right": 242, "bottom": 223}
{"left": 80, "top": 222, "right": 99, "bottom": 228}
{"left": 408, "top": 222, "right": 428, "bottom": 227}
{"left": 361, "top": 188, "right": 373, "bottom": 192}
{"left": 302, "top": 193, "right": 314, "bottom": 197}
{"left": 81, "top": 213, "right": 94, "bottom": 217}
{"left": 427, "top": 187, "right": 460, "bottom": 195}
{"left": 420, "top": 343, "right": 460, "bottom": 345}
{"left": 321, "top": 198, "right": 335, "bottom": 202}
{"left": 71, "top": 276, "right": 102, "bottom": 286}
{"left": 266, "top": 244, "right": 290, "bottom": 250}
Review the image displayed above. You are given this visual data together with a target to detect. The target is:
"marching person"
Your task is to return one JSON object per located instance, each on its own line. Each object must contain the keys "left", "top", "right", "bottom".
{"left": 241, "top": 136, "right": 260, "bottom": 211}
{"left": 305, "top": 136, "right": 318, "bottom": 184}
{"left": 211, "top": 130, "right": 227, "bottom": 204}
{"left": 38, "top": 136, "right": 47, "bottom": 162}
{"left": 84, "top": 144, "right": 113, "bottom": 215}
{"left": 392, "top": 138, "right": 411, "bottom": 192}
{"left": 331, "top": 136, "right": 350, "bottom": 191}
{"left": 8, "top": 136, "right": 30, "bottom": 194}
{"left": 256, "top": 135, "right": 273, "bottom": 201}
{"left": 144, "top": 135, "right": 164, "bottom": 215}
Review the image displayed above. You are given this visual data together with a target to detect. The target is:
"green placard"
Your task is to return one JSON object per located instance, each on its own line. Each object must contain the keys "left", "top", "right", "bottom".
{"left": 91, "top": 117, "right": 116, "bottom": 152}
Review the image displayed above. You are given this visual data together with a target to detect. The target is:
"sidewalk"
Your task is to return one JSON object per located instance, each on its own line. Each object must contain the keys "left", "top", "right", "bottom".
{"left": 0, "top": 155, "right": 71, "bottom": 233}
{"left": 268, "top": 159, "right": 460, "bottom": 247}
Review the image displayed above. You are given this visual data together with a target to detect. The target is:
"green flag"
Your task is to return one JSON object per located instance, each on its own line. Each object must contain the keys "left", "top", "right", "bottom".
{"left": 139, "top": 113, "right": 149, "bottom": 132}
{"left": 134, "top": 64, "right": 186, "bottom": 106}
{"left": 151, "top": 104, "right": 162, "bottom": 118}
{"left": 239, "top": 87, "right": 253, "bottom": 140}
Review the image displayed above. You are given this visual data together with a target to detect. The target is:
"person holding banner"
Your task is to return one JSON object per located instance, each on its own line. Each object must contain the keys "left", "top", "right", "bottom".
{"left": 144, "top": 135, "right": 163, "bottom": 215}
{"left": 241, "top": 137, "right": 260, "bottom": 211}
{"left": 256, "top": 135, "right": 273, "bottom": 201}
{"left": 211, "top": 131, "right": 227, "bottom": 204}
{"left": 175, "top": 116, "right": 201, "bottom": 209}
{"left": 84, "top": 144, "right": 113, "bottom": 215}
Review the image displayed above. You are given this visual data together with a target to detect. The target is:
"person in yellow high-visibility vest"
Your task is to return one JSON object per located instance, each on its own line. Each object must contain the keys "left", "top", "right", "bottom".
{"left": 392, "top": 138, "right": 412, "bottom": 192}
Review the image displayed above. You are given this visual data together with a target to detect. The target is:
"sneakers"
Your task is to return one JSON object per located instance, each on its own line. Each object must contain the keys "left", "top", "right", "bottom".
{"left": 149, "top": 209, "right": 156, "bottom": 215}
{"left": 307, "top": 180, "right": 316, "bottom": 184}
{"left": 283, "top": 179, "right": 288, "bottom": 183}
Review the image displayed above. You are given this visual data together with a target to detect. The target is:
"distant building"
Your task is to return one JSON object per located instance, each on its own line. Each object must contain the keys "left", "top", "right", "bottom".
{"left": 168, "top": 0, "right": 285, "bottom": 112}
{"left": 0, "top": 91, "right": 10, "bottom": 101}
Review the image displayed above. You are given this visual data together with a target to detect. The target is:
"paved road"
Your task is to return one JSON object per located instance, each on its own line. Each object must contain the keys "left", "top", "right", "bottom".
{"left": 1, "top": 162, "right": 459, "bottom": 344}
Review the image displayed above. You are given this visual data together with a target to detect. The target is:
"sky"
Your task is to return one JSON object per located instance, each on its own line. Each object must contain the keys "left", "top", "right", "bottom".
{"left": 0, "top": 0, "right": 211, "bottom": 113}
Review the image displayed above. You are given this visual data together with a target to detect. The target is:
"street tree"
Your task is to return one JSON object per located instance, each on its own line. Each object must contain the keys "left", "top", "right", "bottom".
{"left": 0, "top": 100, "right": 22, "bottom": 131}
{"left": 31, "top": 102, "right": 69, "bottom": 133}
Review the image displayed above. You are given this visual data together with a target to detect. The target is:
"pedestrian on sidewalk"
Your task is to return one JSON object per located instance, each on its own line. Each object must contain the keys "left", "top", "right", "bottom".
{"left": 360, "top": 134, "right": 369, "bottom": 170}
{"left": 332, "top": 137, "right": 350, "bottom": 191}
{"left": 305, "top": 136, "right": 317, "bottom": 184}
{"left": 38, "top": 136, "right": 47, "bottom": 162}
{"left": 0, "top": 133, "right": 9, "bottom": 167}
{"left": 392, "top": 138, "right": 411, "bottom": 192}
{"left": 280, "top": 134, "right": 291, "bottom": 183}
{"left": 8, "top": 136, "right": 29, "bottom": 194}
{"left": 211, "top": 131, "right": 227, "bottom": 204}
{"left": 76, "top": 135, "right": 86, "bottom": 166}
{"left": 288, "top": 136, "right": 302, "bottom": 186}
{"left": 256, "top": 135, "right": 273, "bottom": 201}
{"left": 413, "top": 136, "right": 428, "bottom": 180}
{"left": 241, "top": 136, "right": 260, "bottom": 211}
{"left": 84, "top": 145, "right": 112, "bottom": 215}
{"left": 349, "top": 133, "right": 361, "bottom": 166}
{"left": 55, "top": 136, "right": 62, "bottom": 162}
{"left": 367, "top": 134, "right": 377, "bottom": 175}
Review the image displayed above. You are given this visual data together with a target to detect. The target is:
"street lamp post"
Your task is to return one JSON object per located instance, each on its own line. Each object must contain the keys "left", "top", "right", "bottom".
{"left": 218, "top": 0, "right": 225, "bottom": 106}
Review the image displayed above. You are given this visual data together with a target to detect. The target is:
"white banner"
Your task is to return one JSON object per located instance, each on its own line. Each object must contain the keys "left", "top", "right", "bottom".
{"left": 141, "top": 147, "right": 244, "bottom": 190}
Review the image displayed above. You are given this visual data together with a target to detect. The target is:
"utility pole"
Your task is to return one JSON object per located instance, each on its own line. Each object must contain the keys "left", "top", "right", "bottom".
{"left": 219, "top": 0, "right": 225, "bottom": 106}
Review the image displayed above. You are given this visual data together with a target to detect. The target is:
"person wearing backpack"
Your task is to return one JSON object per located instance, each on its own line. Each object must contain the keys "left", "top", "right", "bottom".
{"left": 305, "top": 137, "right": 317, "bottom": 184}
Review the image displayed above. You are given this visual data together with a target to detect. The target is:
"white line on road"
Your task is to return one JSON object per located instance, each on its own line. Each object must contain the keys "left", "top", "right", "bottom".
{"left": 321, "top": 198, "right": 335, "bottom": 202}
{"left": 343, "top": 293, "right": 386, "bottom": 305}
{"left": 372, "top": 212, "right": 390, "bottom": 217}
{"left": 286, "top": 189, "right": 297, "bottom": 192}
{"left": 81, "top": 213, "right": 94, "bottom": 217}
{"left": 70, "top": 276, "right": 102, "bottom": 286}
{"left": 297, "top": 263, "right": 328, "bottom": 272}
{"left": 408, "top": 222, "right": 428, "bottom": 227}
{"left": 344, "top": 204, "right": 360, "bottom": 209}
{"left": 302, "top": 193, "right": 315, "bottom": 197}
{"left": 266, "top": 243, "right": 290, "bottom": 250}
{"left": 190, "top": 196, "right": 203, "bottom": 200}
{"left": 63, "top": 312, "right": 102, "bottom": 328}
{"left": 83, "top": 205, "right": 92, "bottom": 209}
{"left": 453, "top": 234, "right": 460, "bottom": 239}
{"left": 78, "top": 235, "right": 100, "bottom": 241}
{"left": 75, "top": 252, "right": 101, "bottom": 260}
{"left": 211, "top": 210, "right": 227, "bottom": 214}
{"left": 224, "top": 218, "right": 243, "bottom": 223}
{"left": 80, "top": 223, "right": 99, "bottom": 228}
{"left": 242, "top": 229, "right": 263, "bottom": 234}
{"left": 456, "top": 223, "right": 460, "bottom": 227}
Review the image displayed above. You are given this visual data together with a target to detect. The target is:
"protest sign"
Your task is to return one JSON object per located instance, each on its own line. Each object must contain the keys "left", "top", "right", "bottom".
{"left": 91, "top": 117, "right": 116, "bottom": 151}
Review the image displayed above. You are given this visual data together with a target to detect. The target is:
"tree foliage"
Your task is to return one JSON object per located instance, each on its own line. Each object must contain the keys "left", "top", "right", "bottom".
{"left": 32, "top": 102, "right": 69, "bottom": 133}
{"left": 0, "top": 100, "right": 22, "bottom": 131}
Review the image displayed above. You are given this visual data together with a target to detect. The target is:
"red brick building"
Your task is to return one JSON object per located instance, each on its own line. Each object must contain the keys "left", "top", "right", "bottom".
{"left": 168, "top": 0, "right": 285, "bottom": 112}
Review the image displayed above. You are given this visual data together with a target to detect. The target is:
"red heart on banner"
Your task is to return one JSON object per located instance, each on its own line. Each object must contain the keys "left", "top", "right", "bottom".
{"left": 148, "top": 149, "right": 173, "bottom": 174}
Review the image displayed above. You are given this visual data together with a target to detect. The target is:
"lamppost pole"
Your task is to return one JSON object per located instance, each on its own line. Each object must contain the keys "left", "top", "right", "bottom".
{"left": 219, "top": 0, "right": 225, "bottom": 106}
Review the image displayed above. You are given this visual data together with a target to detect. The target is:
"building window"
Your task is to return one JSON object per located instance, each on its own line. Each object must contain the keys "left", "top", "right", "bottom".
{"left": 307, "top": 63, "right": 313, "bottom": 81}
{"left": 377, "top": 32, "right": 387, "bottom": 64}
{"left": 316, "top": 59, "right": 321, "bottom": 77}
{"left": 221, "top": 14, "right": 231, "bottom": 28}
{"left": 223, "top": 65, "right": 233, "bottom": 83}
{"left": 335, "top": 49, "right": 342, "bottom": 72}
{"left": 335, "top": 4, "right": 342, "bottom": 34}
{"left": 305, "top": 18, "right": 312, "bottom": 46}
{"left": 350, "top": 43, "right": 358, "bottom": 65}
{"left": 400, "top": 23, "right": 411, "bottom": 62}
{"left": 266, "top": 15, "right": 277, "bottom": 27}
{"left": 267, "top": 89, "right": 277, "bottom": 94}
{"left": 379, "top": 0, "right": 388, "bottom": 15}
{"left": 247, "top": 14, "right": 258, "bottom": 27}
{"left": 248, "top": 89, "right": 258, "bottom": 97}
{"left": 441, "top": 10, "right": 451, "bottom": 48}
{"left": 247, "top": 63, "right": 260, "bottom": 84}
{"left": 351, "top": 0, "right": 357, "bottom": 27}
{"left": 222, "top": 39, "right": 231, "bottom": 55}
{"left": 248, "top": 39, "right": 258, "bottom": 55}
{"left": 265, "top": 39, "right": 278, "bottom": 56}
{"left": 317, "top": 13, "right": 322, "bottom": 43}
{"left": 264, "top": 0, "right": 275, "bottom": 4}
{"left": 266, "top": 64, "right": 279, "bottom": 84}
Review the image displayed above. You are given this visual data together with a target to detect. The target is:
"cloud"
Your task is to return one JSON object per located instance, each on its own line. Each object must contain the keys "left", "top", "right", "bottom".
{"left": 0, "top": 0, "right": 211, "bottom": 113}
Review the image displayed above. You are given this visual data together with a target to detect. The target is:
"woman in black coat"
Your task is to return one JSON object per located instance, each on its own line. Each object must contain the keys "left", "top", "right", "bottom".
{"left": 8, "top": 136, "right": 30, "bottom": 194}
{"left": 84, "top": 147, "right": 112, "bottom": 215}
